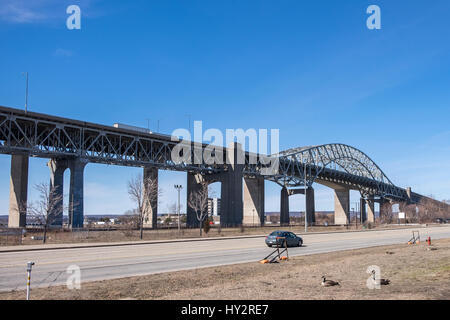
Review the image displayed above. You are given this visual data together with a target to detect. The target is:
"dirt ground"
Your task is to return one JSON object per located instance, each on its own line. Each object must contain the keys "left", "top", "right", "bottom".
{"left": 1, "top": 238, "right": 449, "bottom": 300}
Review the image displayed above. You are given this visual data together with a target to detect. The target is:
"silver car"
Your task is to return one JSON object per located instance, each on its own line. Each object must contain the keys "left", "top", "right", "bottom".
{"left": 265, "top": 230, "right": 303, "bottom": 247}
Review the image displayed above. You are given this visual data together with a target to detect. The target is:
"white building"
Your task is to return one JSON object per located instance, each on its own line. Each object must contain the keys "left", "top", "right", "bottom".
{"left": 207, "top": 198, "right": 221, "bottom": 216}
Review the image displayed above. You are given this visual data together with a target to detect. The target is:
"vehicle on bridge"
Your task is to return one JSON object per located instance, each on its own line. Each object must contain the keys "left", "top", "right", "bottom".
{"left": 436, "top": 218, "right": 449, "bottom": 224}
{"left": 265, "top": 231, "right": 303, "bottom": 247}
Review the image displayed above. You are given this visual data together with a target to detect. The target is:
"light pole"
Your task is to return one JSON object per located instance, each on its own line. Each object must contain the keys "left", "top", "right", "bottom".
{"left": 356, "top": 201, "right": 359, "bottom": 227}
{"left": 185, "top": 114, "right": 191, "bottom": 134}
{"left": 352, "top": 207, "right": 355, "bottom": 227}
{"left": 174, "top": 185, "right": 183, "bottom": 235}
{"left": 304, "top": 159, "right": 308, "bottom": 233}
{"left": 22, "top": 72, "right": 29, "bottom": 113}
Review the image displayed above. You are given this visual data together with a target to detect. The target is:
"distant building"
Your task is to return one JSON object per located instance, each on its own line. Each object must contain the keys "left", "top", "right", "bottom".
{"left": 207, "top": 198, "right": 221, "bottom": 216}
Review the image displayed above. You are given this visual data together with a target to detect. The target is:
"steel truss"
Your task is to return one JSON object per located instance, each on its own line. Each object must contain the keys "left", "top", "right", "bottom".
{"left": 247, "top": 144, "right": 408, "bottom": 201}
{"left": 0, "top": 106, "right": 409, "bottom": 201}
{"left": 0, "top": 108, "right": 219, "bottom": 173}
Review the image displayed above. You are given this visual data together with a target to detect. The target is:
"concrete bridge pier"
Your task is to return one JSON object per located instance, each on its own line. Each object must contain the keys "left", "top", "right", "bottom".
{"left": 48, "top": 159, "right": 69, "bottom": 227}
{"left": 8, "top": 154, "right": 29, "bottom": 228}
{"left": 68, "top": 158, "right": 87, "bottom": 229}
{"left": 279, "top": 186, "right": 315, "bottom": 227}
{"left": 334, "top": 188, "right": 350, "bottom": 225}
{"left": 243, "top": 177, "right": 265, "bottom": 226}
{"left": 143, "top": 166, "right": 158, "bottom": 229}
{"left": 220, "top": 142, "right": 244, "bottom": 227}
{"left": 186, "top": 172, "right": 205, "bottom": 228}
{"left": 366, "top": 197, "right": 375, "bottom": 223}
{"left": 360, "top": 197, "right": 376, "bottom": 223}
{"left": 305, "top": 187, "right": 316, "bottom": 225}
{"left": 360, "top": 197, "right": 367, "bottom": 222}
{"left": 280, "top": 187, "right": 290, "bottom": 226}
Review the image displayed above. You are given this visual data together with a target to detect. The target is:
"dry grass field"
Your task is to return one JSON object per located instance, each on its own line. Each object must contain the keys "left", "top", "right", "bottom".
{"left": 1, "top": 238, "right": 449, "bottom": 300}
{"left": 2, "top": 223, "right": 425, "bottom": 246}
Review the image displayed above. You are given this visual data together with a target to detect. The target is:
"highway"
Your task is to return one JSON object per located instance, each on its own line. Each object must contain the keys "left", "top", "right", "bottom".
{"left": 0, "top": 226, "right": 449, "bottom": 292}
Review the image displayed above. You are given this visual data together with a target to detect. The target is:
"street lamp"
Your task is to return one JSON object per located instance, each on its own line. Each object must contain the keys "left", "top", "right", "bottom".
{"left": 174, "top": 185, "right": 183, "bottom": 234}
{"left": 304, "top": 158, "right": 308, "bottom": 233}
{"left": 22, "top": 72, "right": 29, "bottom": 113}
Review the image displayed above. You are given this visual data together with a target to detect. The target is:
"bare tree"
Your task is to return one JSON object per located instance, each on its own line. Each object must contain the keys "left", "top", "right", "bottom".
{"left": 128, "top": 173, "right": 161, "bottom": 240}
{"left": 379, "top": 202, "right": 395, "bottom": 224}
{"left": 167, "top": 202, "right": 178, "bottom": 215}
{"left": 187, "top": 181, "right": 210, "bottom": 236}
{"left": 417, "top": 197, "right": 445, "bottom": 223}
{"left": 27, "top": 182, "right": 65, "bottom": 244}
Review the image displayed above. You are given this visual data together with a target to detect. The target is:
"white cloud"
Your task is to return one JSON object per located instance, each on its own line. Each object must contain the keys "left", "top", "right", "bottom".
{"left": 0, "top": 0, "right": 99, "bottom": 24}
{"left": 53, "top": 48, "right": 73, "bottom": 57}
{"left": 0, "top": 0, "right": 51, "bottom": 23}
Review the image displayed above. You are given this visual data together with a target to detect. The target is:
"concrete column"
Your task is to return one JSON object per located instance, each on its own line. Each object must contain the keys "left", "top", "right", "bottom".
{"left": 406, "top": 187, "right": 412, "bottom": 201}
{"left": 305, "top": 187, "right": 315, "bottom": 225}
{"left": 366, "top": 197, "right": 375, "bottom": 223}
{"left": 280, "top": 187, "right": 289, "bottom": 226}
{"left": 8, "top": 155, "right": 29, "bottom": 228}
{"left": 360, "top": 197, "right": 367, "bottom": 223}
{"left": 48, "top": 159, "right": 68, "bottom": 227}
{"left": 143, "top": 166, "right": 158, "bottom": 229}
{"left": 186, "top": 172, "right": 204, "bottom": 228}
{"left": 334, "top": 188, "right": 350, "bottom": 225}
{"left": 243, "top": 177, "right": 265, "bottom": 226}
{"left": 68, "top": 158, "right": 87, "bottom": 229}
{"left": 220, "top": 142, "right": 244, "bottom": 227}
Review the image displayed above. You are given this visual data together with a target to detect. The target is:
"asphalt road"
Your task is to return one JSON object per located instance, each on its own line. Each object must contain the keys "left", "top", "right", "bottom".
{"left": 1, "top": 226, "right": 449, "bottom": 292}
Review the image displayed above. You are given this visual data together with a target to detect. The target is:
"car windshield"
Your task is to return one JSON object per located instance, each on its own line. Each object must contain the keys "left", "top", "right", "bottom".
{"left": 269, "top": 231, "right": 284, "bottom": 236}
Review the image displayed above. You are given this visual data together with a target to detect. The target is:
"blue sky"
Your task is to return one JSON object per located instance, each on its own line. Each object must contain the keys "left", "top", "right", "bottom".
{"left": 0, "top": 0, "right": 450, "bottom": 215}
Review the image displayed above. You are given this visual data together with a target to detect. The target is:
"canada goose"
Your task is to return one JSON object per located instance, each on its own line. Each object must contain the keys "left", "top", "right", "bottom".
{"left": 321, "top": 276, "right": 340, "bottom": 287}
{"left": 371, "top": 270, "right": 390, "bottom": 285}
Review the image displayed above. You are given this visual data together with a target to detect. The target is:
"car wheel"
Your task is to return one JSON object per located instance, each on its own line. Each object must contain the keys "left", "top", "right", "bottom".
{"left": 298, "top": 240, "right": 303, "bottom": 247}
{"left": 267, "top": 244, "right": 272, "bottom": 247}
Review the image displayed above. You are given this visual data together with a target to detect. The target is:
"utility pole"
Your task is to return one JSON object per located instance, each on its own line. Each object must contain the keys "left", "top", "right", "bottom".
{"left": 185, "top": 114, "right": 191, "bottom": 135}
{"left": 356, "top": 201, "right": 360, "bottom": 227}
{"left": 22, "top": 72, "right": 29, "bottom": 113}
{"left": 174, "top": 185, "right": 183, "bottom": 235}
{"left": 304, "top": 158, "right": 308, "bottom": 233}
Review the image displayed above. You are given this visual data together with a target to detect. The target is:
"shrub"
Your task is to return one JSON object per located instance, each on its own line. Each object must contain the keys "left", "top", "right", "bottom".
{"left": 203, "top": 217, "right": 211, "bottom": 234}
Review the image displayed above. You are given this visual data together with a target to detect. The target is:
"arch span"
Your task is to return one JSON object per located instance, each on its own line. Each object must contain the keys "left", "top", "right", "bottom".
{"left": 266, "top": 144, "right": 407, "bottom": 200}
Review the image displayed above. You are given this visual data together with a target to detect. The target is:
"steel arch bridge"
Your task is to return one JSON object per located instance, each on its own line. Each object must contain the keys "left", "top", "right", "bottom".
{"left": 0, "top": 105, "right": 409, "bottom": 202}
{"left": 258, "top": 144, "right": 408, "bottom": 201}
{"left": 3, "top": 104, "right": 445, "bottom": 229}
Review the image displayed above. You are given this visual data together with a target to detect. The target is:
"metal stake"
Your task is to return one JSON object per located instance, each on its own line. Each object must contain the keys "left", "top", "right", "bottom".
{"left": 26, "top": 261, "right": 34, "bottom": 300}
